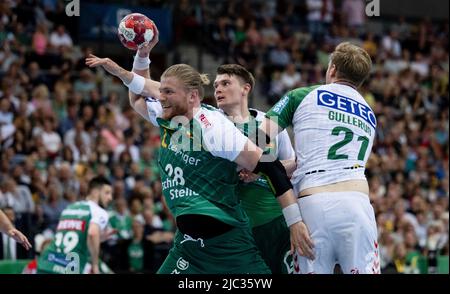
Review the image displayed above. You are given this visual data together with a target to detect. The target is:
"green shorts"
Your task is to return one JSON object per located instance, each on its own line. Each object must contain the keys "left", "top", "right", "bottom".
{"left": 157, "top": 226, "right": 271, "bottom": 274}
{"left": 252, "top": 215, "right": 292, "bottom": 274}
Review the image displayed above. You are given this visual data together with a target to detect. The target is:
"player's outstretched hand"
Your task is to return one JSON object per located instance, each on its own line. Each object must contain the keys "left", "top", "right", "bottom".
{"left": 289, "top": 221, "right": 315, "bottom": 260}
{"left": 8, "top": 228, "right": 32, "bottom": 250}
{"left": 85, "top": 54, "right": 120, "bottom": 77}
{"left": 85, "top": 54, "right": 108, "bottom": 68}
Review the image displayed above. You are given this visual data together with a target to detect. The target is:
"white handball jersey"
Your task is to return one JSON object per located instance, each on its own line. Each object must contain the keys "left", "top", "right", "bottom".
{"left": 144, "top": 98, "right": 248, "bottom": 161}
{"left": 266, "top": 83, "right": 377, "bottom": 192}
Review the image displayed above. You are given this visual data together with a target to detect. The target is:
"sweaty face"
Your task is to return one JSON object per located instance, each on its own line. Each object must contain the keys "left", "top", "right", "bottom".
{"left": 99, "top": 185, "right": 113, "bottom": 208}
{"left": 159, "top": 76, "right": 190, "bottom": 120}
{"left": 214, "top": 74, "right": 246, "bottom": 110}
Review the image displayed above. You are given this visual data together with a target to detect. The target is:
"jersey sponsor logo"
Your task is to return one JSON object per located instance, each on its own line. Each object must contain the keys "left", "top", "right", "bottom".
{"left": 271, "top": 95, "right": 289, "bottom": 114}
{"left": 169, "top": 187, "right": 199, "bottom": 200}
{"left": 176, "top": 257, "right": 189, "bottom": 271}
{"left": 168, "top": 143, "right": 201, "bottom": 166}
{"left": 98, "top": 216, "right": 107, "bottom": 227}
{"left": 48, "top": 252, "right": 70, "bottom": 267}
{"left": 317, "top": 90, "right": 376, "bottom": 129}
{"left": 57, "top": 219, "right": 86, "bottom": 232}
{"left": 199, "top": 113, "right": 212, "bottom": 128}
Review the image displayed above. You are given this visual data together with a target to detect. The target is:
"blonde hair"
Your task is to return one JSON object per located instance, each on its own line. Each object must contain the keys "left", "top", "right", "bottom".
{"left": 32, "top": 84, "right": 50, "bottom": 100}
{"left": 330, "top": 42, "right": 372, "bottom": 87}
{"left": 161, "top": 64, "right": 210, "bottom": 99}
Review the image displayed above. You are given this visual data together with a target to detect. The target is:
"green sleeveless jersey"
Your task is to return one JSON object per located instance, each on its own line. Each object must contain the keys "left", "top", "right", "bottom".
{"left": 37, "top": 200, "right": 109, "bottom": 274}
{"left": 156, "top": 104, "right": 250, "bottom": 228}
{"left": 234, "top": 109, "right": 295, "bottom": 227}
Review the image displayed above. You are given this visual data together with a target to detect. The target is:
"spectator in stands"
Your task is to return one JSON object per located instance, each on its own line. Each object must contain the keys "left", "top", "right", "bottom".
{"left": 49, "top": 24, "right": 73, "bottom": 51}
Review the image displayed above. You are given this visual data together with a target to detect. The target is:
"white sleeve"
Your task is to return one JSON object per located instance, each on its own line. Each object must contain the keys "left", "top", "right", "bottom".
{"left": 197, "top": 111, "right": 247, "bottom": 162}
{"left": 90, "top": 206, "right": 109, "bottom": 231}
{"left": 144, "top": 97, "right": 163, "bottom": 126}
{"left": 276, "top": 129, "right": 295, "bottom": 160}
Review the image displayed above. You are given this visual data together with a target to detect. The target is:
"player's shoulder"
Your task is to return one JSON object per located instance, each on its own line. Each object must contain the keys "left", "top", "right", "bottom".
{"left": 86, "top": 200, "right": 108, "bottom": 218}
{"left": 287, "top": 84, "right": 322, "bottom": 99}
{"left": 61, "top": 201, "right": 89, "bottom": 216}
{"left": 195, "top": 104, "right": 230, "bottom": 129}
{"left": 86, "top": 201, "right": 109, "bottom": 229}
{"left": 318, "top": 83, "right": 369, "bottom": 105}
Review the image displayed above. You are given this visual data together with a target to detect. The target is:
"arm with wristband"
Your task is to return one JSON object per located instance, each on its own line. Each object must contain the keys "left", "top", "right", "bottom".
{"left": 204, "top": 114, "right": 314, "bottom": 259}
{"left": 234, "top": 140, "right": 315, "bottom": 260}
{"left": 85, "top": 30, "right": 161, "bottom": 121}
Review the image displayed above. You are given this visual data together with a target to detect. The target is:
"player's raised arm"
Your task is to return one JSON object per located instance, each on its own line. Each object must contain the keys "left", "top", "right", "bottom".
{"left": 85, "top": 54, "right": 160, "bottom": 99}
{"left": 85, "top": 52, "right": 160, "bottom": 123}
{"left": 130, "top": 24, "right": 159, "bottom": 80}
{"left": 127, "top": 32, "right": 163, "bottom": 126}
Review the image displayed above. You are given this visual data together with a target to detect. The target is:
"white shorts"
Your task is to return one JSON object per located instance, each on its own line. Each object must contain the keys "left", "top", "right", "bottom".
{"left": 295, "top": 191, "right": 380, "bottom": 274}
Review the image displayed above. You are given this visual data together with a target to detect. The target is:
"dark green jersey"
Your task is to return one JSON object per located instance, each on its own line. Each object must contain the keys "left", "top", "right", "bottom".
{"left": 37, "top": 200, "right": 108, "bottom": 274}
{"left": 234, "top": 109, "right": 295, "bottom": 227}
{"left": 156, "top": 104, "right": 251, "bottom": 228}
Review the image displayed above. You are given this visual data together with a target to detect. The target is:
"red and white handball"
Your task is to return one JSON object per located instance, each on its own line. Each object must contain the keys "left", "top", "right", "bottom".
{"left": 118, "top": 13, "right": 157, "bottom": 50}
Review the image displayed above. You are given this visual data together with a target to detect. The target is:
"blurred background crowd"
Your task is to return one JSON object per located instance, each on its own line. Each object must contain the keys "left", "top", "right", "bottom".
{"left": 0, "top": 0, "right": 448, "bottom": 274}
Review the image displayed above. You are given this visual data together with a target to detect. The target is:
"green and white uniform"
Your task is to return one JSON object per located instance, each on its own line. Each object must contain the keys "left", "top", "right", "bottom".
{"left": 266, "top": 84, "right": 376, "bottom": 194}
{"left": 233, "top": 108, "right": 295, "bottom": 273}
{"left": 266, "top": 84, "right": 380, "bottom": 274}
{"left": 37, "top": 200, "right": 109, "bottom": 274}
{"left": 144, "top": 99, "right": 270, "bottom": 274}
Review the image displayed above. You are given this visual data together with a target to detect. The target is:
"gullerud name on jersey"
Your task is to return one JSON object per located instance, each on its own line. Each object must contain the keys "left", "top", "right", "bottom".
{"left": 57, "top": 219, "right": 86, "bottom": 232}
{"left": 328, "top": 111, "right": 372, "bottom": 136}
{"left": 317, "top": 90, "right": 377, "bottom": 130}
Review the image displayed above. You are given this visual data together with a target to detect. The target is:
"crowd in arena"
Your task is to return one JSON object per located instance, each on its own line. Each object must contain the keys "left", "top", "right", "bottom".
{"left": 0, "top": 0, "right": 448, "bottom": 274}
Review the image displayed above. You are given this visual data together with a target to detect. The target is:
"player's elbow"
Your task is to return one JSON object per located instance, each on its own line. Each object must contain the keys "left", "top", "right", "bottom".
{"left": 128, "top": 93, "right": 137, "bottom": 108}
{"left": 88, "top": 224, "right": 101, "bottom": 239}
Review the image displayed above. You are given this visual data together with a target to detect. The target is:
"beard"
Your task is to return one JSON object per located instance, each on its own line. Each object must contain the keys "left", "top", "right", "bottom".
{"left": 162, "top": 103, "right": 189, "bottom": 120}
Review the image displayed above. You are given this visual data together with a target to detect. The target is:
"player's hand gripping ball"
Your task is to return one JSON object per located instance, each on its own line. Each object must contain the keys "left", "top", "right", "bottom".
{"left": 118, "top": 13, "right": 157, "bottom": 50}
